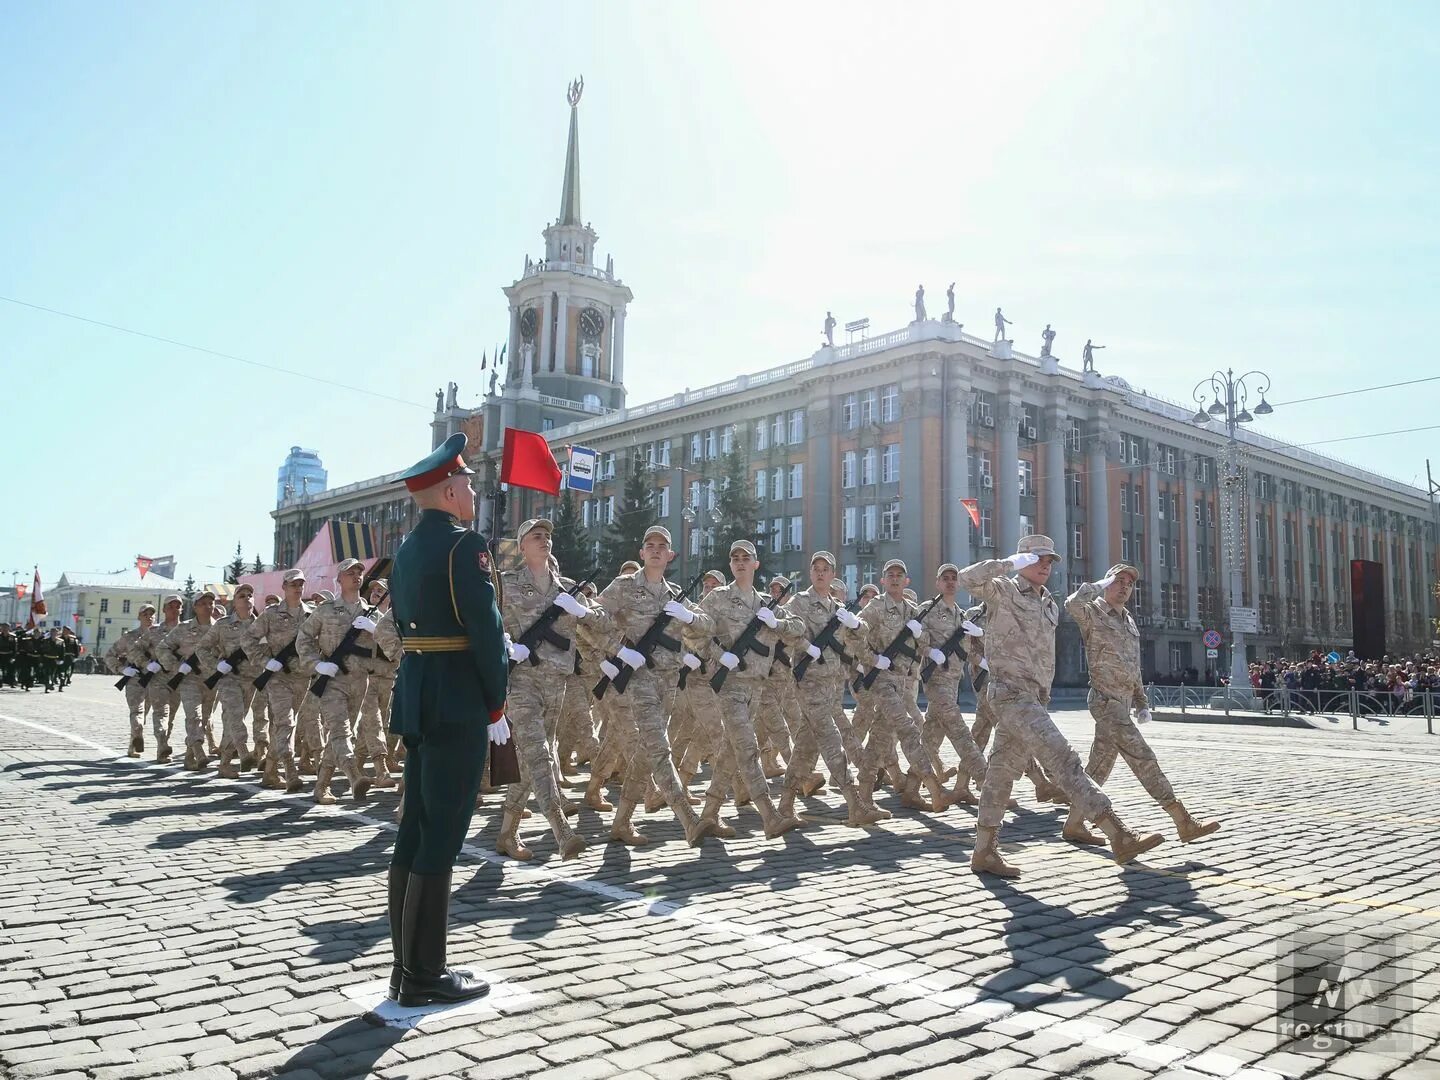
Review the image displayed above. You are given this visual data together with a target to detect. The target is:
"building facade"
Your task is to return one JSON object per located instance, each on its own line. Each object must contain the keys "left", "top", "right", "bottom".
{"left": 274, "top": 84, "right": 1439, "bottom": 684}
{"left": 36, "top": 570, "right": 183, "bottom": 653}
{"left": 277, "top": 446, "right": 327, "bottom": 505}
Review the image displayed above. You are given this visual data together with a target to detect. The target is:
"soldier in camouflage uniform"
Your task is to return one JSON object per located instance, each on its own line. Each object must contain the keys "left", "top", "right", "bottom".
{"left": 108, "top": 607, "right": 154, "bottom": 756}
{"left": 959, "top": 536, "right": 1163, "bottom": 878}
{"left": 591, "top": 526, "right": 714, "bottom": 846}
{"left": 130, "top": 596, "right": 182, "bottom": 762}
{"left": 778, "top": 552, "right": 888, "bottom": 827}
{"left": 755, "top": 576, "right": 798, "bottom": 778}
{"left": 581, "top": 561, "right": 640, "bottom": 811}
{"left": 245, "top": 570, "right": 312, "bottom": 791}
{"left": 358, "top": 585, "right": 401, "bottom": 791}
{"left": 917, "top": 565, "right": 990, "bottom": 801}
{"left": 1066, "top": 565, "right": 1220, "bottom": 845}
{"left": 296, "top": 559, "right": 375, "bottom": 804}
{"left": 199, "top": 582, "right": 262, "bottom": 778}
{"left": 160, "top": 591, "right": 219, "bottom": 770}
{"left": 847, "top": 583, "right": 882, "bottom": 748}
{"left": 671, "top": 569, "right": 726, "bottom": 794}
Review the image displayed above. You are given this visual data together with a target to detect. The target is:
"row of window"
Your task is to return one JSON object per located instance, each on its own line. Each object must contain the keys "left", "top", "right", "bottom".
{"left": 840, "top": 502, "right": 904, "bottom": 545}
{"left": 755, "top": 465, "right": 805, "bottom": 502}
{"left": 840, "top": 385, "right": 900, "bottom": 428}
{"left": 840, "top": 446, "right": 900, "bottom": 488}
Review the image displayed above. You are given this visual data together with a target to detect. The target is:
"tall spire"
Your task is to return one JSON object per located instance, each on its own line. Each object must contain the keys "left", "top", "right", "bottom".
{"left": 558, "top": 76, "right": 583, "bottom": 227}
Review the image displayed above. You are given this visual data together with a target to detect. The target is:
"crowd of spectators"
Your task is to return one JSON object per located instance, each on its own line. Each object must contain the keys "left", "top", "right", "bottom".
{"left": 1250, "top": 651, "right": 1440, "bottom": 713}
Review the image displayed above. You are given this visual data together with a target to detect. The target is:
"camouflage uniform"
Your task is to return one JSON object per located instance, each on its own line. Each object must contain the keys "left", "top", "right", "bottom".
{"left": 755, "top": 657, "right": 798, "bottom": 773}
{"left": 128, "top": 619, "right": 179, "bottom": 760}
{"left": 107, "top": 628, "right": 149, "bottom": 754}
{"left": 296, "top": 596, "right": 374, "bottom": 801}
{"left": 198, "top": 608, "right": 263, "bottom": 775}
{"left": 918, "top": 598, "right": 990, "bottom": 792}
{"left": 558, "top": 652, "right": 599, "bottom": 771}
{"left": 159, "top": 618, "right": 218, "bottom": 768}
{"left": 964, "top": 610, "right": 1058, "bottom": 803}
{"left": 358, "top": 609, "right": 401, "bottom": 787}
{"left": 244, "top": 598, "right": 312, "bottom": 790}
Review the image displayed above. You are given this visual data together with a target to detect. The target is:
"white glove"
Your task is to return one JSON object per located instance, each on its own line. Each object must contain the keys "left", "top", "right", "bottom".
{"left": 805, "top": 642, "right": 822, "bottom": 660}
{"left": 906, "top": 619, "right": 923, "bottom": 636}
{"left": 681, "top": 652, "right": 701, "bottom": 670}
{"left": 265, "top": 658, "right": 284, "bottom": 672}
{"left": 216, "top": 660, "right": 233, "bottom": 674}
{"left": 837, "top": 608, "right": 862, "bottom": 630}
{"left": 145, "top": 661, "right": 161, "bottom": 673}
{"left": 756, "top": 606, "right": 778, "bottom": 628}
{"left": 1134, "top": 708, "right": 1152, "bottom": 724}
{"left": 617, "top": 646, "right": 645, "bottom": 669}
{"left": 314, "top": 661, "right": 340, "bottom": 678}
{"left": 1009, "top": 552, "right": 1041, "bottom": 570}
{"left": 122, "top": 666, "right": 139, "bottom": 678}
{"left": 980, "top": 657, "right": 990, "bottom": 672}
{"left": 928, "top": 648, "right": 946, "bottom": 665}
{"left": 873, "top": 655, "right": 892, "bottom": 671}
{"left": 509, "top": 642, "right": 531, "bottom": 663}
{"left": 719, "top": 651, "right": 740, "bottom": 670}
{"left": 663, "top": 599, "right": 695, "bottom": 624}
{"left": 599, "top": 659, "right": 620, "bottom": 680}
{"left": 351, "top": 615, "right": 378, "bottom": 633}
{"left": 962, "top": 619, "right": 984, "bottom": 637}
{"left": 178, "top": 662, "right": 192, "bottom": 675}
{"left": 489, "top": 716, "right": 511, "bottom": 745}
{"left": 555, "top": 593, "right": 588, "bottom": 618}
{"left": 1096, "top": 575, "right": 1116, "bottom": 590}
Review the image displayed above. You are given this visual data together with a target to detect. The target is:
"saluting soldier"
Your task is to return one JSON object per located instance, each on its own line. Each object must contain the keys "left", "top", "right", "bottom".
{"left": 245, "top": 570, "right": 313, "bottom": 791}
{"left": 108, "top": 609, "right": 154, "bottom": 756}
{"left": 160, "top": 591, "right": 219, "bottom": 770}
{"left": 1065, "top": 564, "right": 1220, "bottom": 845}
{"left": 386, "top": 432, "right": 507, "bottom": 1007}
{"left": 198, "top": 582, "right": 262, "bottom": 778}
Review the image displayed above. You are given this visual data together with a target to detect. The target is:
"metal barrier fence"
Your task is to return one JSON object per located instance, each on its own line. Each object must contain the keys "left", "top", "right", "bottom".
{"left": 1145, "top": 684, "right": 1437, "bottom": 734}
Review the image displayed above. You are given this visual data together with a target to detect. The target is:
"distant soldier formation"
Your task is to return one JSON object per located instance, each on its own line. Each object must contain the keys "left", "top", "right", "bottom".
{"left": 0, "top": 625, "right": 80, "bottom": 693}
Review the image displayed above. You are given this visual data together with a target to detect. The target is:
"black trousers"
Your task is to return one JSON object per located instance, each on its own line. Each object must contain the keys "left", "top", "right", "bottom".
{"left": 392, "top": 724, "right": 488, "bottom": 875}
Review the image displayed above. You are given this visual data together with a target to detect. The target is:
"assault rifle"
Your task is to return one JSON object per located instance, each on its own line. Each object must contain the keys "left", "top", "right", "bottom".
{"left": 509, "top": 568, "right": 599, "bottom": 671}
{"left": 593, "top": 571, "right": 707, "bottom": 699}
{"left": 791, "top": 598, "right": 861, "bottom": 683}
{"left": 252, "top": 639, "right": 298, "bottom": 691}
{"left": 308, "top": 591, "right": 387, "bottom": 699}
{"left": 919, "top": 617, "right": 975, "bottom": 684}
{"left": 203, "top": 646, "right": 249, "bottom": 690}
{"left": 114, "top": 640, "right": 159, "bottom": 691}
{"left": 166, "top": 650, "right": 204, "bottom": 691}
{"left": 709, "top": 580, "right": 797, "bottom": 693}
{"left": 857, "top": 592, "right": 943, "bottom": 692}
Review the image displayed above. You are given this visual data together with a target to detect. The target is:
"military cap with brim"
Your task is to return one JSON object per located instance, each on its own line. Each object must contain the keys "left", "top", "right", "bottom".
{"left": 163, "top": 594, "right": 183, "bottom": 606}
{"left": 882, "top": 558, "right": 908, "bottom": 574}
{"left": 233, "top": 583, "right": 255, "bottom": 597}
{"left": 858, "top": 582, "right": 881, "bottom": 596}
{"left": 810, "top": 550, "right": 837, "bottom": 568}
{"left": 1106, "top": 563, "right": 1140, "bottom": 582}
{"left": 703, "top": 569, "right": 727, "bottom": 585}
{"left": 282, "top": 568, "right": 306, "bottom": 584}
{"left": 643, "top": 525, "right": 672, "bottom": 545}
{"left": 336, "top": 558, "right": 364, "bottom": 575}
{"left": 1017, "top": 534, "right": 1061, "bottom": 560}
{"left": 518, "top": 518, "right": 554, "bottom": 542}
{"left": 138, "top": 603, "right": 157, "bottom": 615}
{"left": 400, "top": 431, "right": 475, "bottom": 493}
{"left": 936, "top": 562, "right": 960, "bottom": 576}
{"left": 195, "top": 590, "right": 217, "bottom": 603}
{"left": 729, "top": 539, "right": 757, "bottom": 557}
{"left": 769, "top": 575, "right": 791, "bottom": 588}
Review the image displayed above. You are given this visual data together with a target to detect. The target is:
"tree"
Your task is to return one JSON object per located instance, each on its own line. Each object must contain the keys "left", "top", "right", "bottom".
{"left": 550, "top": 493, "right": 589, "bottom": 579}
{"left": 710, "top": 449, "right": 762, "bottom": 557}
{"left": 600, "top": 455, "right": 656, "bottom": 573}
{"left": 182, "top": 574, "right": 196, "bottom": 617}
{"left": 225, "top": 542, "right": 245, "bottom": 585}
{"left": 251, "top": 555, "right": 264, "bottom": 575}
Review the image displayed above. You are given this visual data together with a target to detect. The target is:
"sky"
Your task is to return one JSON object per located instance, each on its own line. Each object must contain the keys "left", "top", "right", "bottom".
{"left": 3, "top": 2, "right": 1439, "bottom": 585}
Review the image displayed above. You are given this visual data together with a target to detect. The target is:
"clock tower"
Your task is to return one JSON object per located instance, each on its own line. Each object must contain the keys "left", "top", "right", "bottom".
{"left": 498, "top": 76, "right": 632, "bottom": 440}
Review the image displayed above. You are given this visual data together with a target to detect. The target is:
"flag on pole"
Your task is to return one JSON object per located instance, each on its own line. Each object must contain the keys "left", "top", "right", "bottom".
{"left": 500, "top": 428, "right": 562, "bottom": 496}
{"left": 15, "top": 585, "right": 26, "bottom": 600}
{"left": 30, "top": 567, "right": 46, "bottom": 617}
{"left": 961, "top": 498, "right": 981, "bottom": 529}
{"left": 136, "top": 556, "right": 153, "bottom": 579}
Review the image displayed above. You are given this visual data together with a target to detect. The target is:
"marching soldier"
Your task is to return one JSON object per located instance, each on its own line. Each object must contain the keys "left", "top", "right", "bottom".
{"left": 198, "top": 582, "right": 262, "bottom": 779}
{"left": 130, "top": 595, "right": 183, "bottom": 762}
{"left": 386, "top": 432, "right": 506, "bottom": 1007}
{"left": 581, "top": 560, "right": 642, "bottom": 811}
{"left": 160, "top": 591, "right": 219, "bottom": 770}
{"left": 917, "top": 564, "right": 990, "bottom": 801}
{"left": 670, "top": 569, "right": 726, "bottom": 793}
{"left": 959, "top": 537, "right": 1163, "bottom": 878}
{"left": 358, "top": 581, "right": 401, "bottom": 791}
{"left": 60, "top": 628, "right": 80, "bottom": 687}
{"left": 756, "top": 575, "right": 798, "bottom": 778}
{"left": 39, "top": 629, "right": 66, "bottom": 692}
{"left": 107, "top": 606, "right": 155, "bottom": 756}
{"left": 848, "top": 582, "right": 882, "bottom": 747}
{"left": 0, "top": 624, "right": 16, "bottom": 687}
{"left": 246, "top": 570, "right": 313, "bottom": 791}
{"left": 296, "top": 558, "right": 376, "bottom": 804}
{"left": 1065, "top": 565, "right": 1220, "bottom": 845}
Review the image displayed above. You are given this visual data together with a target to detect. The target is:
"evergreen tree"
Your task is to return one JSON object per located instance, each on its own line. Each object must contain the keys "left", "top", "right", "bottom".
{"left": 601, "top": 455, "right": 656, "bottom": 572}
{"left": 225, "top": 542, "right": 245, "bottom": 585}
{"left": 710, "top": 449, "right": 762, "bottom": 556}
{"left": 550, "top": 493, "right": 589, "bottom": 579}
{"left": 251, "top": 555, "right": 265, "bottom": 575}
{"left": 182, "top": 574, "right": 196, "bottom": 617}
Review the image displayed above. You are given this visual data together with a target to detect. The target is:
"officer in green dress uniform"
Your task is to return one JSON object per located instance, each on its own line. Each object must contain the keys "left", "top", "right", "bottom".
{"left": 386, "top": 432, "right": 509, "bottom": 1007}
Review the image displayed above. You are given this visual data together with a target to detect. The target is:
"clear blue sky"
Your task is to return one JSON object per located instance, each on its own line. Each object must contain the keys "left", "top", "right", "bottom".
{"left": 3, "top": 2, "right": 1438, "bottom": 584}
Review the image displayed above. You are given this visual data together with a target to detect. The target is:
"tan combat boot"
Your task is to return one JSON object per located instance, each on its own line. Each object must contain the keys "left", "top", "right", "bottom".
{"left": 674, "top": 798, "right": 716, "bottom": 847}
{"left": 496, "top": 809, "right": 533, "bottom": 860}
{"left": 1095, "top": 812, "right": 1164, "bottom": 865}
{"left": 676, "top": 768, "right": 701, "bottom": 805}
{"left": 698, "top": 794, "right": 737, "bottom": 839}
{"left": 842, "top": 783, "right": 888, "bottom": 828}
{"left": 761, "top": 748, "right": 785, "bottom": 779}
{"left": 970, "top": 824, "right": 1022, "bottom": 878}
{"left": 1165, "top": 800, "right": 1220, "bottom": 843}
{"left": 644, "top": 785, "right": 667, "bottom": 814}
{"left": 755, "top": 792, "right": 802, "bottom": 839}
{"left": 776, "top": 788, "right": 800, "bottom": 822}
{"left": 156, "top": 737, "right": 172, "bottom": 764}
{"left": 546, "top": 806, "right": 586, "bottom": 860}
{"left": 312, "top": 763, "right": 337, "bottom": 805}
{"left": 284, "top": 755, "right": 304, "bottom": 794}
{"left": 609, "top": 799, "right": 651, "bottom": 846}
{"left": 239, "top": 750, "right": 257, "bottom": 772}
{"left": 925, "top": 775, "right": 954, "bottom": 814}
{"left": 801, "top": 772, "right": 826, "bottom": 797}
{"left": 1061, "top": 806, "right": 1105, "bottom": 845}
{"left": 1033, "top": 777, "right": 1070, "bottom": 805}
{"left": 217, "top": 749, "right": 241, "bottom": 780}
{"left": 583, "top": 773, "right": 614, "bottom": 813}
{"left": 347, "top": 762, "right": 372, "bottom": 802}
{"left": 899, "top": 772, "right": 929, "bottom": 810}
{"left": 950, "top": 771, "right": 979, "bottom": 805}
{"left": 252, "top": 739, "right": 269, "bottom": 771}
{"left": 857, "top": 779, "right": 892, "bottom": 820}
{"left": 127, "top": 734, "right": 143, "bottom": 758}
{"left": 372, "top": 752, "right": 398, "bottom": 790}
{"left": 260, "top": 756, "right": 284, "bottom": 790}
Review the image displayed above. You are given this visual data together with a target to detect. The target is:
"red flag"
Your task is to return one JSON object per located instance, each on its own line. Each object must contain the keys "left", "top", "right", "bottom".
{"left": 136, "top": 556, "right": 153, "bottom": 579}
{"left": 30, "top": 568, "right": 46, "bottom": 617}
{"left": 501, "top": 428, "right": 562, "bottom": 496}
{"left": 961, "top": 498, "right": 981, "bottom": 529}
{"left": 15, "top": 584, "right": 26, "bottom": 601}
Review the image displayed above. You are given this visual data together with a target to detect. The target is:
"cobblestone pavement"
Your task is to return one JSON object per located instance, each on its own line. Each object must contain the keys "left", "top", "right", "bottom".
{"left": 1, "top": 675, "right": 1437, "bottom": 1080}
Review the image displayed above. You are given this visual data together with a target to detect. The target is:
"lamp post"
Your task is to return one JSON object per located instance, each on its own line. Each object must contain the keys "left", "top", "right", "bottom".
{"left": 1191, "top": 368, "right": 1273, "bottom": 706}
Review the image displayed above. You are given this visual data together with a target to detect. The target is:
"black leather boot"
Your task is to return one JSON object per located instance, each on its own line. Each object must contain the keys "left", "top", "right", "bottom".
{"left": 396, "top": 871, "right": 488, "bottom": 1007}
{"left": 386, "top": 864, "right": 409, "bottom": 1001}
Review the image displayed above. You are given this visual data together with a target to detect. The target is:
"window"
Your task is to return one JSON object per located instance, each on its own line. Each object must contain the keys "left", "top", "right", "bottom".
{"left": 690, "top": 434, "right": 702, "bottom": 462}
{"left": 1068, "top": 471, "right": 1083, "bottom": 506}
{"left": 979, "top": 451, "right": 992, "bottom": 483}
{"left": 772, "top": 414, "right": 785, "bottom": 446}
{"left": 881, "top": 500, "right": 901, "bottom": 541}
{"left": 1170, "top": 493, "right": 1180, "bottom": 520}
{"left": 770, "top": 517, "right": 784, "bottom": 553}
{"left": 862, "top": 504, "right": 878, "bottom": 542}
{"left": 841, "top": 451, "right": 857, "bottom": 489}
{"left": 582, "top": 501, "right": 592, "bottom": 529}
{"left": 1021, "top": 406, "right": 1036, "bottom": 435}
{"left": 604, "top": 453, "right": 616, "bottom": 480}
{"left": 1019, "top": 514, "right": 1034, "bottom": 537}
{"left": 842, "top": 393, "right": 857, "bottom": 429}
{"left": 1158, "top": 494, "right": 1167, "bottom": 521}
{"left": 1257, "top": 473, "right": 1271, "bottom": 499}
{"left": 860, "top": 448, "right": 877, "bottom": 486}
{"left": 788, "top": 516, "right": 803, "bottom": 550}
{"left": 605, "top": 495, "right": 616, "bottom": 523}
{"left": 689, "top": 528, "right": 701, "bottom": 557}
{"left": 1170, "top": 540, "right": 1179, "bottom": 569}
{"left": 658, "top": 440, "right": 670, "bottom": 466}
{"left": 843, "top": 506, "right": 858, "bottom": 545}
{"left": 788, "top": 464, "right": 804, "bottom": 500}
{"left": 1073, "top": 527, "right": 1084, "bottom": 559}
{"left": 97, "top": 626, "right": 106, "bottom": 642}
{"left": 721, "top": 425, "right": 734, "bottom": 454}
{"left": 1132, "top": 486, "right": 1143, "bottom": 516}
{"left": 1018, "top": 460, "right": 1033, "bottom": 498}
{"left": 788, "top": 410, "right": 805, "bottom": 443}
{"left": 1159, "top": 544, "right": 1167, "bottom": 568}
{"left": 657, "top": 487, "right": 670, "bottom": 518}
{"left": 881, "top": 444, "right": 900, "bottom": 484}
{"left": 1120, "top": 482, "right": 1130, "bottom": 514}
{"left": 122, "top": 599, "right": 131, "bottom": 614}
{"left": 755, "top": 422, "right": 768, "bottom": 452}
{"left": 1196, "top": 458, "right": 1209, "bottom": 484}
{"left": 980, "top": 508, "right": 993, "bottom": 547}
{"left": 704, "top": 429, "right": 716, "bottom": 459}
{"left": 541, "top": 417, "right": 556, "bottom": 432}
{"left": 1067, "top": 421, "right": 1082, "bottom": 453}
{"left": 843, "top": 565, "right": 858, "bottom": 596}
{"left": 100, "top": 598, "right": 109, "bottom": 614}
{"left": 860, "top": 389, "right": 877, "bottom": 425}
{"left": 1121, "top": 535, "right": 1131, "bottom": 561}
{"left": 975, "top": 399, "right": 993, "bottom": 425}
{"left": 1163, "top": 447, "right": 1176, "bottom": 475}
{"left": 1128, "top": 436, "right": 1141, "bottom": 464}
{"left": 705, "top": 480, "right": 717, "bottom": 511}
{"left": 880, "top": 384, "right": 898, "bottom": 423}
{"left": 771, "top": 467, "right": 784, "bottom": 500}
{"left": 755, "top": 470, "right": 767, "bottom": 501}
{"left": 689, "top": 480, "right": 702, "bottom": 509}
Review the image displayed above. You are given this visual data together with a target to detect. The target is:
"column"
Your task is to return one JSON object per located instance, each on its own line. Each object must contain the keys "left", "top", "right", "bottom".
{"left": 1145, "top": 456, "right": 1162, "bottom": 619}
{"left": 1298, "top": 504, "right": 1313, "bottom": 640}
{"left": 612, "top": 307, "right": 626, "bottom": 386}
{"left": 1397, "top": 518, "right": 1412, "bottom": 639}
{"left": 539, "top": 293, "right": 554, "bottom": 378}
{"left": 1087, "top": 425, "right": 1111, "bottom": 582}
{"left": 1042, "top": 404, "right": 1068, "bottom": 597}
{"left": 996, "top": 395, "right": 1021, "bottom": 556}
{"left": 943, "top": 379, "right": 971, "bottom": 569}
{"left": 809, "top": 398, "right": 835, "bottom": 574}
{"left": 1183, "top": 457, "right": 1199, "bottom": 625}
{"left": 900, "top": 385, "right": 927, "bottom": 573}
{"left": 553, "top": 293, "right": 569, "bottom": 373}
{"left": 507, "top": 306, "right": 520, "bottom": 385}
{"left": 1245, "top": 480, "right": 1259, "bottom": 614}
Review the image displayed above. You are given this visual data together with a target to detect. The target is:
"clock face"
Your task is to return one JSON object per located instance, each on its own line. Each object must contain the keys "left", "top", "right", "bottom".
{"left": 519, "top": 307, "right": 538, "bottom": 342}
{"left": 579, "top": 307, "right": 604, "bottom": 341}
